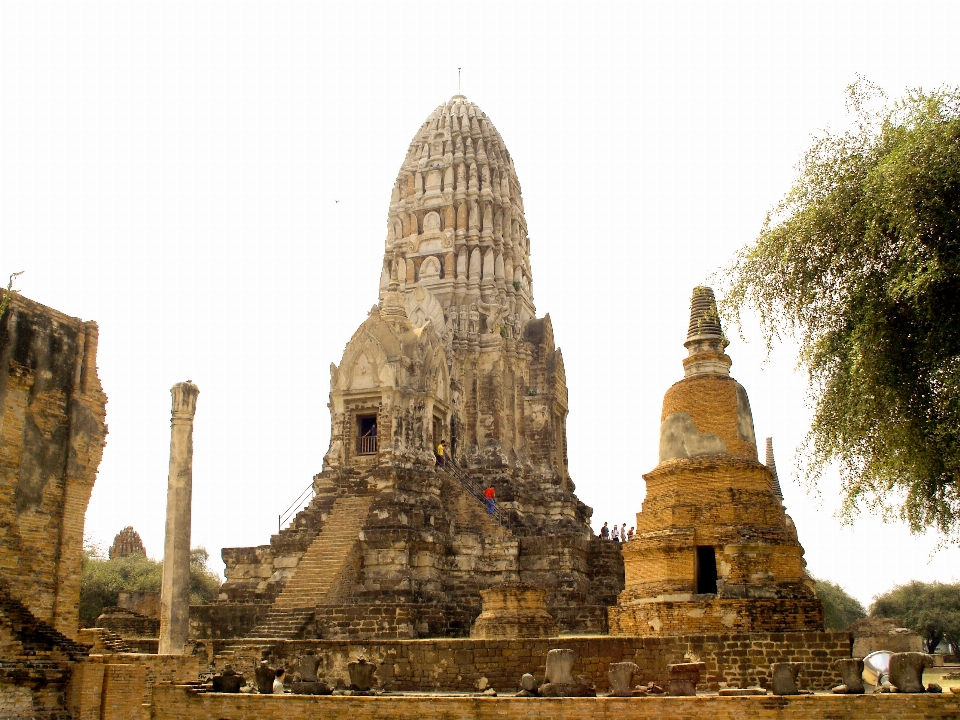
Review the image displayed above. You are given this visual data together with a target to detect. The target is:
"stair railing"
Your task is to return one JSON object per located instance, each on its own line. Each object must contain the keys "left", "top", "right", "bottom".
{"left": 441, "top": 458, "right": 506, "bottom": 527}
{"left": 279, "top": 481, "right": 315, "bottom": 533}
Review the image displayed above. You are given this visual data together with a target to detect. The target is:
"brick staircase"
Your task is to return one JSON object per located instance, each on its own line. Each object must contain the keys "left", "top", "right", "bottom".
{"left": 77, "top": 626, "right": 136, "bottom": 654}
{"left": 241, "top": 494, "right": 373, "bottom": 640}
{"left": 0, "top": 579, "right": 89, "bottom": 662}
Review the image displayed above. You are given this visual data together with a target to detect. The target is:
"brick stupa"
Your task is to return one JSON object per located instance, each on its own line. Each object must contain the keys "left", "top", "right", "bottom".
{"left": 609, "top": 286, "right": 823, "bottom": 635}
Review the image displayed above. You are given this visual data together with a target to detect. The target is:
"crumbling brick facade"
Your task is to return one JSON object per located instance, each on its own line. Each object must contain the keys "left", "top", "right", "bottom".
{"left": 0, "top": 291, "right": 108, "bottom": 717}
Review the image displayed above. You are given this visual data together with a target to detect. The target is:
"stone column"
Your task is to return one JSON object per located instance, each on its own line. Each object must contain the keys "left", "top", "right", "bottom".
{"left": 158, "top": 381, "right": 199, "bottom": 654}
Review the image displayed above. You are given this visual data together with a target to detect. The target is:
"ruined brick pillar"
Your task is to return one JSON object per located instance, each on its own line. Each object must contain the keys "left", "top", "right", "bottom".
{"left": 158, "top": 381, "right": 199, "bottom": 654}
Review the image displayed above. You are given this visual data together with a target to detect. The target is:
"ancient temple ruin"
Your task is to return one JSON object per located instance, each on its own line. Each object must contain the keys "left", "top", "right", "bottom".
{"left": 609, "top": 287, "right": 823, "bottom": 635}
{"left": 214, "top": 96, "right": 624, "bottom": 643}
{"left": 109, "top": 526, "right": 147, "bottom": 559}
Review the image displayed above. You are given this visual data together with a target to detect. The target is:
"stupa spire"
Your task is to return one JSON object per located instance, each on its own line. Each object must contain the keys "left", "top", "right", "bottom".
{"left": 683, "top": 286, "right": 732, "bottom": 377}
{"left": 766, "top": 437, "right": 784, "bottom": 500}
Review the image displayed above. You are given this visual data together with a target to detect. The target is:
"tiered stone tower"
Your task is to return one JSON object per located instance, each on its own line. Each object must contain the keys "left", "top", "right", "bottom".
{"left": 609, "top": 287, "right": 823, "bottom": 636}
{"left": 215, "top": 97, "right": 623, "bottom": 643}
{"left": 108, "top": 526, "right": 146, "bottom": 559}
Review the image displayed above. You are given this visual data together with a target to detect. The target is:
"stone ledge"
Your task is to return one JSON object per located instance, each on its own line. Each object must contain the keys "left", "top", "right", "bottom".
{"left": 151, "top": 684, "right": 960, "bottom": 720}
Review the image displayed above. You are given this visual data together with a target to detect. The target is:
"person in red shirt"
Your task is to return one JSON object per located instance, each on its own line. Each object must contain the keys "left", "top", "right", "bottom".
{"left": 484, "top": 486, "right": 495, "bottom": 514}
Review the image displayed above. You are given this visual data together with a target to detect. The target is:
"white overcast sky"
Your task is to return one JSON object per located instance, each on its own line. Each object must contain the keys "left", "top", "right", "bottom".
{"left": 2, "top": 1, "right": 959, "bottom": 609}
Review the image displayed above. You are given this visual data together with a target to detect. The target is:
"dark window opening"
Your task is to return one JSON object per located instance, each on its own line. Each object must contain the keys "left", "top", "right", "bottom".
{"left": 696, "top": 546, "right": 718, "bottom": 595}
{"left": 357, "top": 414, "right": 378, "bottom": 455}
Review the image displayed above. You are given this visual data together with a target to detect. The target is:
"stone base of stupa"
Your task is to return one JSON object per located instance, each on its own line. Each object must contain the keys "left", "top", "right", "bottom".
{"left": 608, "top": 596, "right": 824, "bottom": 636}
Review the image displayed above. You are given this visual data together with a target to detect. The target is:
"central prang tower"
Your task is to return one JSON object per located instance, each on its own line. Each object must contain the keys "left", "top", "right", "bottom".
{"left": 218, "top": 97, "right": 623, "bottom": 642}
{"left": 323, "top": 95, "right": 570, "bottom": 495}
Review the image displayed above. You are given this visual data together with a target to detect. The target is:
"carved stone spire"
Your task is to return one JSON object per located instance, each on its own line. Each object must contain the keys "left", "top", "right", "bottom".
{"left": 766, "top": 437, "right": 784, "bottom": 500}
{"left": 682, "top": 286, "right": 732, "bottom": 377}
{"left": 109, "top": 526, "right": 146, "bottom": 559}
{"left": 383, "top": 95, "right": 536, "bottom": 327}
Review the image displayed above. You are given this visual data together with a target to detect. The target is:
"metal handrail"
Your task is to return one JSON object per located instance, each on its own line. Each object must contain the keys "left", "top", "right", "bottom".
{"left": 441, "top": 458, "right": 506, "bottom": 527}
{"left": 278, "top": 480, "right": 315, "bottom": 533}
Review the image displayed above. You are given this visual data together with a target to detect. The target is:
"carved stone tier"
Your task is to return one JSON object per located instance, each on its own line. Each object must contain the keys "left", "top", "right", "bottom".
{"left": 470, "top": 583, "right": 559, "bottom": 639}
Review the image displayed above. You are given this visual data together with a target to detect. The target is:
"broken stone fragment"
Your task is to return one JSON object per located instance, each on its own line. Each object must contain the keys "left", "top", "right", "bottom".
{"left": 254, "top": 662, "right": 275, "bottom": 694}
{"left": 300, "top": 651, "right": 320, "bottom": 682}
{"left": 544, "top": 649, "right": 576, "bottom": 685}
{"left": 519, "top": 673, "right": 538, "bottom": 693}
{"left": 888, "top": 652, "right": 932, "bottom": 693}
{"left": 348, "top": 657, "right": 378, "bottom": 691}
{"left": 834, "top": 658, "right": 864, "bottom": 694}
{"left": 607, "top": 662, "right": 638, "bottom": 697}
{"left": 771, "top": 662, "right": 802, "bottom": 695}
{"left": 667, "top": 662, "right": 704, "bottom": 696}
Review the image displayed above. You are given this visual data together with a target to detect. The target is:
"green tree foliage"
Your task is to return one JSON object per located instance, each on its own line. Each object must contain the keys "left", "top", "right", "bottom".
{"left": 720, "top": 80, "right": 960, "bottom": 538}
{"left": 79, "top": 544, "right": 222, "bottom": 628}
{"left": 871, "top": 581, "right": 960, "bottom": 653}
{"left": 815, "top": 579, "right": 867, "bottom": 630}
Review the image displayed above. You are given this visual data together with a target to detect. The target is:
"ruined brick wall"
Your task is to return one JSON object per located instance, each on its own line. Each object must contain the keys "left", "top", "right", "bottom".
{"left": 105, "top": 653, "right": 198, "bottom": 707}
{"left": 95, "top": 607, "right": 160, "bottom": 638}
{"left": 149, "top": 685, "right": 960, "bottom": 720}
{"left": 216, "top": 631, "right": 851, "bottom": 693}
{"left": 0, "top": 292, "right": 107, "bottom": 640}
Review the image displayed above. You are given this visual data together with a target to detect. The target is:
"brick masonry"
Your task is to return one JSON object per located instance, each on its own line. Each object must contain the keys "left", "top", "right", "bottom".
{"left": 0, "top": 291, "right": 108, "bottom": 720}
{"left": 148, "top": 684, "right": 960, "bottom": 720}
{"left": 211, "top": 631, "right": 853, "bottom": 694}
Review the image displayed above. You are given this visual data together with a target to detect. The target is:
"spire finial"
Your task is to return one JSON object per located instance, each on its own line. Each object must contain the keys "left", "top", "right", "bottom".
{"left": 458, "top": 68, "right": 461, "bottom": 95}
{"left": 681, "top": 286, "right": 732, "bottom": 377}
{"left": 766, "top": 437, "right": 784, "bottom": 500}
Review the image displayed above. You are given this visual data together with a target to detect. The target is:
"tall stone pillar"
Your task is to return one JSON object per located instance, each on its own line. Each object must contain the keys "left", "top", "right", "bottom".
{"left": 158, "top": 381, "right": 199, "bottom": 655}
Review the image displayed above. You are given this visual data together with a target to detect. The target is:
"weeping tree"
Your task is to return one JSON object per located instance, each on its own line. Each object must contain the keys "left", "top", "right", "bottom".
{"left": 719, "top": 79, "right": 960, "bottom": 539}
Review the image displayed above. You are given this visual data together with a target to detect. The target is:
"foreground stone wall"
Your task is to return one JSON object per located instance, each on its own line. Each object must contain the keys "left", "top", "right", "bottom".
{"left": 149, "top": 685, "right": 960, "bottom": 720}
{"left": 215, "top": 631, "right": 851, "bottom": 693}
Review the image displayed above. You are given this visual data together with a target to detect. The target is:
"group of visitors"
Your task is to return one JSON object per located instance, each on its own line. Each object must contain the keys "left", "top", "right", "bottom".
{"left": 599, "top": 521, "right": 633, "bottom": 542}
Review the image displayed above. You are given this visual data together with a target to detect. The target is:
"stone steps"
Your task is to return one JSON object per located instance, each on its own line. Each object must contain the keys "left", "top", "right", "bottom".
{"left": 237, "top": 494, "right": 374, "bottom": 641}
{"left": 273, "top": 495, "right": 372, "bottom": 610}
{"left": 0, "top": 580, "right": 89, "bottom": 661}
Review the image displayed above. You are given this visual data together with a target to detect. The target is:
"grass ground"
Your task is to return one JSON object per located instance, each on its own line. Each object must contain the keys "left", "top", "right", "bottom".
{"left": 924, "top": 665, "right": 960, "bottom": 692}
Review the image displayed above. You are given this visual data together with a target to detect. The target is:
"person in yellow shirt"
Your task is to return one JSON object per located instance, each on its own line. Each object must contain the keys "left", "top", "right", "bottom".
{"left": 436, "top": 440, "right": 446, "bottom": 468}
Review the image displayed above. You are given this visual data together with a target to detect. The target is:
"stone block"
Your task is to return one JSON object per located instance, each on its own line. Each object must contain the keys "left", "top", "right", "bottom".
{"left": 544, "top": 648, "right": 575, "bottom": 684}
{"left": 607, "top": 661, "right": 638, "bottom": 697}
{"left": 667, "top": 662, "right": 705, "bottom": 696}
{"left": 833, "top": 658, "right": 865, "bottom": 694}
{"left": 772, "top": 662, "right": 802, "bottom": 695}
{"left": 889, "top": 652, "right": 933, "bottom": 693}
{"left": 348, "top": 657, "right": 378, "bottom": 691}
